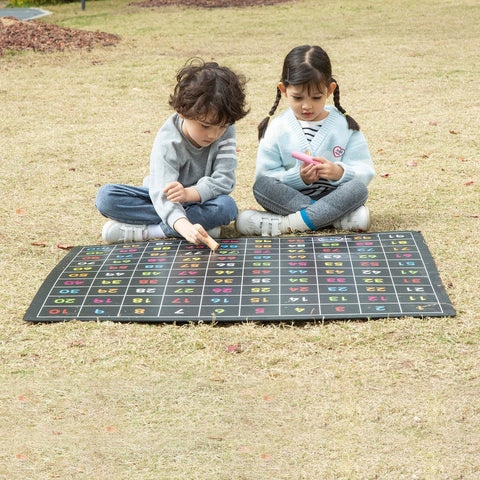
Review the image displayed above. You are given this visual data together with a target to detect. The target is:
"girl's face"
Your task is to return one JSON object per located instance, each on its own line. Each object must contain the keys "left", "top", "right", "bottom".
{"left": 179, "top": 113, "right": 228, "bottom": 148}
{"left": 279, "top": 81, "right": 336, "bottom": 122}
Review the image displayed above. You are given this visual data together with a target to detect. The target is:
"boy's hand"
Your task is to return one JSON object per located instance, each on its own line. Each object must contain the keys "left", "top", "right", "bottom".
{"left": 300, "top": 157, "right": 344, "bottom": 183}
{"left": 173, "top": 218, "right": 210, "bottom": 245}
{"left": 164, "top": 182, "right": 201, "bottom": 203}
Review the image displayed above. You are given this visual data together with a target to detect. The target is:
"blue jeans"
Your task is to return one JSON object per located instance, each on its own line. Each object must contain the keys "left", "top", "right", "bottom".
{"left": 95, "top": 184, "right": 238, "bottom": 237}
{"left": 252, "top": 176, "right": 368, "bottom": 229}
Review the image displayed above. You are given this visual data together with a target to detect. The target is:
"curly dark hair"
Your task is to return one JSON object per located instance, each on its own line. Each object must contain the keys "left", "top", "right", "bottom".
{"left": 169, "top": 57, "right": 249, "bottom": 126}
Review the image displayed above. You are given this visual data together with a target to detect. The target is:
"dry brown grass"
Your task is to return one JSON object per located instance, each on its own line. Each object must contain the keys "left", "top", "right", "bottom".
{"left": 1, "top": 0, "right": 479, "bottom": 478}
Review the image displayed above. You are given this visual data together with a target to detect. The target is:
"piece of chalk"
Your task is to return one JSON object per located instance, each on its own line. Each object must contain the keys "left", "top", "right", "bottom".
{"left": 205, "top": 235, "right": 219, "bottom": 252}
{"left": 291, "top": 151, "right": 320, "bottom": 165}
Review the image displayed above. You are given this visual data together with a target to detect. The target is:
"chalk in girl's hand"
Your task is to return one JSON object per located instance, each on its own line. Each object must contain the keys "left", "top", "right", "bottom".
{"left": 291, "top": 151, "right": 320, "bottom": 165}
{"left": 204, "top": 234, "right": 219, "bottom": 252}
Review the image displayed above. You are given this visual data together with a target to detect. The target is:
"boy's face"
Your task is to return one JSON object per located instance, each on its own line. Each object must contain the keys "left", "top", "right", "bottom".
{"left": 279, "top": 81, "right": 336, "bottom": 123}
{"left": 179, "top": 114, "right": 228, "bottom": 148}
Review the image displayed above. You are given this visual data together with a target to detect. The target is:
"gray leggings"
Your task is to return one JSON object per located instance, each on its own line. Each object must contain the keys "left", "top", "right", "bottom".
{"left": 252, "top": 176, "right": 368, "bottom": 229}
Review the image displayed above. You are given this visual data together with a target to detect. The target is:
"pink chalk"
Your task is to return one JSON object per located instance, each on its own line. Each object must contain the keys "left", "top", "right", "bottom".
{"left": 291, "top": 151, "right": 320, "bottom": 165}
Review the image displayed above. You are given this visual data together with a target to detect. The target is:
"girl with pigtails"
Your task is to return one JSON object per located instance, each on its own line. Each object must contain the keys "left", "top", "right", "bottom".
{"left": 236, "top": 45, "right": 375, "bottom": 236}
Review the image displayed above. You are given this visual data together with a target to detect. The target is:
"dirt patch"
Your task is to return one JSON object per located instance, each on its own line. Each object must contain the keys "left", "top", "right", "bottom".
{"left": 130, "top": 0, "right": 293, "bottom": 7}
{"left": 0, "top": 17, "right": 120, "bottom": 56}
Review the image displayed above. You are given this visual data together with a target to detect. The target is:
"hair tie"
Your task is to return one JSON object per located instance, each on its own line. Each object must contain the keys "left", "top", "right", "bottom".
{"left": 267, "top": 114, "right": 272, "bottom": 118}
{"left": 343, "top": 112, "right": 348, "bottom": 117}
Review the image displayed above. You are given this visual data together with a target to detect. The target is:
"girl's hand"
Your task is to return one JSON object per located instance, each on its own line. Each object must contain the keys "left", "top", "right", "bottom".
{"left": 164, "top": 182, "right": 201, "bottom": 203}
{"left": 300, "top": 162, "right": 319, "bottom": 184}
{"left": 300, "top": 157, "right": 344, "bottom": 183}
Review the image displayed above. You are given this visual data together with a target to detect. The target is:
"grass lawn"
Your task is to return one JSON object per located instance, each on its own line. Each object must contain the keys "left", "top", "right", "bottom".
{"left": 1, "top": 0, "right": 479, "bottom": 478}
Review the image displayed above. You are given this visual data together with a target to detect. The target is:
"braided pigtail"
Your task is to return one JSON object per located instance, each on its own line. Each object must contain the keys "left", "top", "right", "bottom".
{"left": 258, "top": 86, "right": 282, "bottom": 141}
{"left": 331, "top": 78, "right": 360, "bottom": 131}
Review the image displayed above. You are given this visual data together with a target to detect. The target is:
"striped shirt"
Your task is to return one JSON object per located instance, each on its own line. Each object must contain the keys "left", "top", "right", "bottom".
{"left": 298, "top": 120, "right": 334, "bottom": 197}
{"left": 299, "top": 120, "right": 323, "bottom": 142}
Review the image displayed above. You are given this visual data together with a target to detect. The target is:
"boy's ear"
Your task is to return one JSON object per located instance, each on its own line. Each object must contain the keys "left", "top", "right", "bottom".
{"left": 327, "top": 81, "right": 337, "bottom": 96}
{"left": 278, "top": 82, "right": 287, "bottom": 94}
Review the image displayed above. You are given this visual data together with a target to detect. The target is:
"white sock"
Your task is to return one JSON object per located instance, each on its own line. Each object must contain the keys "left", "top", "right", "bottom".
{"left": 146, "top": 224, "right": 166, "bottom": 239}
{"left": 280, "top": 211, "right": 311, "bottom": 233}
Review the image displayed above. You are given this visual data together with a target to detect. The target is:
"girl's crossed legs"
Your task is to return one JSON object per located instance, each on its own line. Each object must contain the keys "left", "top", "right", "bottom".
{"left": 236, "top": 176, "right": 370, "bottom": 236}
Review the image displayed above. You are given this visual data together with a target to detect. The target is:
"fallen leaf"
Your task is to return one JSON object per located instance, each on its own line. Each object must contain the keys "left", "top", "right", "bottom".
{"left": 263, "top": 395, "right": 273, "bottom": 401}
{"left": 106, "top": 426, "right": 117, "bottom": 432}
{"left": 261, "top": 453, "right": 272, "bottom": 460}
{"left": 226, "top": 344, "right": 243, "bottom": 353}
{"left": 69, "top": 339, "right": 85, "bottom": 347}
{"left": 16, "top": 454, "right": 28, "bottom": 460}
{"left": 380, "top": 173, "right": 390, "bottom": 178}
{"left": 52, "top": 430, "right": 62, "bottom": 435}
{"left": 406, "top": 160, "right": 417, "bottom": 167}
{"left": 57, "top": 244, "right": 74, "bottom": 250}
{"left": 18, "top": 396, "right": 29, "bottom": 402}
{"left": 16, "top": 209, "right": 26, "bottom": 215}
{"left": 449, "top": 130, "right": 459, "bottom": 134}
{"left": 31, "top": 241, "right": 48, "bottom": 247}
{"left": 465, "top": 181, "right": 474, "bottom": 186}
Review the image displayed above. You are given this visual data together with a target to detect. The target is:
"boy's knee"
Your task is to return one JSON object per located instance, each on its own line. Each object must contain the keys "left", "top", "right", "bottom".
{"left": 218, "top": 195, "right": 238, "bottom": 222}
{"left": 95, "top": 184, "right": 116, "bottom": 213}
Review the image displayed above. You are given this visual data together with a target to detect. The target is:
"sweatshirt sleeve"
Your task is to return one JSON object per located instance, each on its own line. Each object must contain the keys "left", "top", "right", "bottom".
{"left": 255, "top": 115, "right": 308, "bottom": 191}
{"left": 193, "top": 126, "right": 238, "bottom": 202}
{"left": 330, "top": 129, "right": 375, "bottom": 186}
{"left": 148, "top": 125, "right": 189, "bottom": 230}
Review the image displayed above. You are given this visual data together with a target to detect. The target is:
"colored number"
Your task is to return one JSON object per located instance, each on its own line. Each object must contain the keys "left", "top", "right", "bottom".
{"left": 49, "top": 308, "right": 70, "bottom": 315}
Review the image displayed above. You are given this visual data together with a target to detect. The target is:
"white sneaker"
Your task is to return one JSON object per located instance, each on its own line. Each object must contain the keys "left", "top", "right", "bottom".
{"left": 102, "top": 220, "right": 148, "bottom": 243}
{"left": 333, "top": 205, "right": 371, "bottom": 232}
{"left": 236, "top": 209, "right": 283, "bottom": 236}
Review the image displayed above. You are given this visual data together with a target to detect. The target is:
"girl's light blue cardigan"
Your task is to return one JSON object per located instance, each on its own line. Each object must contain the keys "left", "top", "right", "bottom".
{"left": 255, "top": 106, "right": 375, "bottom": 191}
